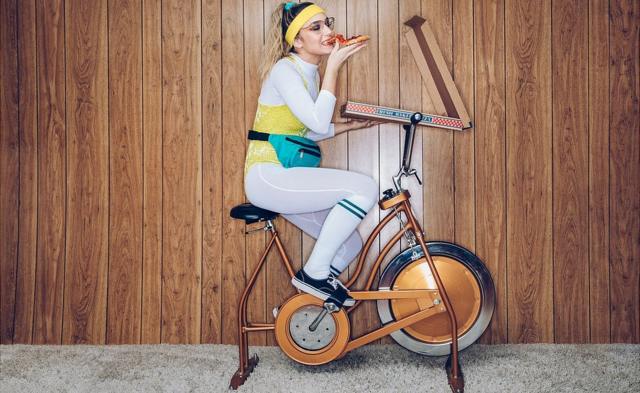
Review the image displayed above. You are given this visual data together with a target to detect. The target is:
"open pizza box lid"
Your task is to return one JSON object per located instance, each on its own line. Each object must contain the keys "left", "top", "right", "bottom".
{"left": 340, "top": 15, "right": 472, "bottom": 130}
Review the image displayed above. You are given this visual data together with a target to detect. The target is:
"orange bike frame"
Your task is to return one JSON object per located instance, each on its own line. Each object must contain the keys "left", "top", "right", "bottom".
{"left": 231, "top": 191, "right": 461, "bottom": 388}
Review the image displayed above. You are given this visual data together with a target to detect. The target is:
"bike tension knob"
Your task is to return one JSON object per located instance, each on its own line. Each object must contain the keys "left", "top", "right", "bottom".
{"left": 411, "top": 112, "right": 423, "bottom": 124}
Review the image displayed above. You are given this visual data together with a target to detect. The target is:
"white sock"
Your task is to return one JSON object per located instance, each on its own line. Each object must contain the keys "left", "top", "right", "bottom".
{"left": 303, "top": 196, "right": 371, "bottom": 280}
{"left": 328, "top": 231, "right": 362, "bottom": 276}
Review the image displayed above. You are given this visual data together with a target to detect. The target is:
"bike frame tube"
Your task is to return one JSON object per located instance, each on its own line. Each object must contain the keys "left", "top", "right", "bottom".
{"left": 402, "top": 199, "right": 460, "bottom": 379}
{"left": 234, "top": 225, "right": 295, "bottom": 383}
{"left": 342, "top": 197, "right": 461, "bottom": 379}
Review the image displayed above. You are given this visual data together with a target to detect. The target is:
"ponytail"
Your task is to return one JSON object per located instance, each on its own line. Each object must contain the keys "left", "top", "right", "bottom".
{"left": 259, "top": 2, "right": 315, "bottom": 82}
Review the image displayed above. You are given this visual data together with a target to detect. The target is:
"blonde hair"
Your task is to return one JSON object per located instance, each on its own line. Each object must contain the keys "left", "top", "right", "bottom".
{"left": 259, "top": 2, "right": 316, "bottom": 82}
{"left": 259, "top": 4, "right": 292, "bottom": 82}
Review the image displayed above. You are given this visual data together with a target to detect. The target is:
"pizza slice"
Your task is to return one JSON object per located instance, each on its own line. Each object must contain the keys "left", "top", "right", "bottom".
{"left": 324, "top": 34, "right": 370, "bottom": 46}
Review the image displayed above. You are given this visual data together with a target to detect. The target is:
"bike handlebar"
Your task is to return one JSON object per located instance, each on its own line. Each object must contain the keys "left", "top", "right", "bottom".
{"left": 392, "top": 112, "right": 423, "bottom": 191}
{"left": 401, "top": 112, "right": 423, "bottom": 170}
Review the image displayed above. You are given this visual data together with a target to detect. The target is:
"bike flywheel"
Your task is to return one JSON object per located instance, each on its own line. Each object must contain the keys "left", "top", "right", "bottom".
{"left": 377, "top": 243, "right": 495, "bottom": 356}
{"left": 274, "top": 294, "right": 350, "bottom": 365}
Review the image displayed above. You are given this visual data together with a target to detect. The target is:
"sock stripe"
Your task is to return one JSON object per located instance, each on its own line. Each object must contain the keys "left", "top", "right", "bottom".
{"left": 330, "top": 266, "right": 341, "bottom": 275}
{"left": 338, "top": 201, "right": 364, "bottom": 219}
{"left": 341, "top": 199, "right": 367, "bottom": 216}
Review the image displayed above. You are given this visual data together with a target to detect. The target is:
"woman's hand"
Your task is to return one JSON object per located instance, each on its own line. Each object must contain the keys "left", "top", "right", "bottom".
{"left": 325, "top": 41, "right": 367, "bottom": 75}
{"left": 320, "top": 40, "right": 367, "bottom": 99}
{"left": 334, "top": 118, "right": 386, "bottom": 135}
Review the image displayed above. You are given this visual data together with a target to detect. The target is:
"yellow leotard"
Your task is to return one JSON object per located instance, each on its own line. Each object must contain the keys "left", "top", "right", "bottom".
{"left": 244, "top": 56, "right": 320, "bottom": 175}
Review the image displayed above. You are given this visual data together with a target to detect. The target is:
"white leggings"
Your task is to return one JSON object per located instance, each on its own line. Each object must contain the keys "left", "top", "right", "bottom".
{"left": 245, "top": 163, "right": 379, "bottom": 279}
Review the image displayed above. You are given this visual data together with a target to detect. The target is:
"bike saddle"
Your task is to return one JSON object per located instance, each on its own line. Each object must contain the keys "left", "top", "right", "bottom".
{"left": 230, "top": 203, "right": 279, "bottom": 224}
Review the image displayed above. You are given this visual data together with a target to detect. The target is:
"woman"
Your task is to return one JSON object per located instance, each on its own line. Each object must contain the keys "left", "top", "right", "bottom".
{"left": 244, "top": 2, "right": 380, "bottom": 307}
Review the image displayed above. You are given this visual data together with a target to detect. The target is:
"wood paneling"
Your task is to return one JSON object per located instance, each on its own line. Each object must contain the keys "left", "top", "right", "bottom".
{"left": 161, "top": 0, "right": 202, "bottom": 343}
{"left": 14, "top": 0, "right": 38, "bottom": 344}
{"left": 141, "top": 0, "right": 163, "bottom": 344}
{"left": 551, "top": 0, "right": 589, "bottom": 343}
{"left": 452, "top": 0, "right": 475, "bottom": 251}
{"left": 588, "top": 0, "right": 611, "bottom": 344}
{"left": 108, "top": 0, "right": 143, "bottom": 344}
{"left": 422, "top": 0, "right": 454, "bottom": 243}
{"left": 474, "top": 0, "right": 507, "bottom": 344}
{"left": 377, "top": 0, "right": 401, "bottom": 345}
{"left": 505, "top": 0, "right": 553, "bottom": 343}
{"left": 63, "top": 0, "right": 109, "bottom": 344}
{"left": 244, "top": 0, "right": 266, "bottom": 346}
{"left": 401, "top": 0, "right": 423, "bottom": 247}
{"left": 347, "top": 0, "right": 379, "bottom": 340}
{"left": 1, "top": 0, "right": 638, "bottom": 345}
{"left": 201, "top": 0, "right": 223, "bottom": 344}
{"left": 552, "top": 0, "right": 589, "bottom": 343}
{"left": 0, "top": 0, "right": 19, "bottom": 344}
{"left": 609, "top": 0, "right": 639, "bottom": 343}
{"left": 220, "top": 0, "right": 245, "bottom": 345}
{"left": 33, "top": 0, "right": 66, "bottom": 345}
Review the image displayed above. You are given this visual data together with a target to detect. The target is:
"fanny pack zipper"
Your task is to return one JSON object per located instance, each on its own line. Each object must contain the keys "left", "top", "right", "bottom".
{"left": 285, "top": 137, "right": 320, "bottom": 151}
{"left": 299, "top": 148, "right": 321, "bottom": 158}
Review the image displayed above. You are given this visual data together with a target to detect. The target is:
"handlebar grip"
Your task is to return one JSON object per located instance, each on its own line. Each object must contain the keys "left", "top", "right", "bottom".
{"left": 401, "top": 112, "right": 422, "bottom": 169}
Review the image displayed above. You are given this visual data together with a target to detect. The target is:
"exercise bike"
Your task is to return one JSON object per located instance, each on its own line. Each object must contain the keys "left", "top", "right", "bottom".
{"left": 229, "top": 113, "right": 495, "bottom": 392}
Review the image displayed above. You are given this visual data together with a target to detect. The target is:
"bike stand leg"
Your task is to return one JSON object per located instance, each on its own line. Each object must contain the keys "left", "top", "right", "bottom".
{"left": 229, "top": 328, "right": 260, "bottom": 389}
{"left": 229, "top": 353, "right": 259, "bottom": 389}
{"left": 445, "top": 353, "right": 465, "bottom": 393}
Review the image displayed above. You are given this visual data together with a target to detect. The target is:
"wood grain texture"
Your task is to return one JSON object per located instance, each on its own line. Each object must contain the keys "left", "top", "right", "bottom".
{"left": 474, "top": 0, "right": 507, "bottom": 344}
{"left": 452, "top": 0, "right": 475, "bottom": 251}
{"left": 13, "top": 0, "right": 38, "bottom": 344}
{"left": 161, "top": 0, "right": 202, "bottom": 344}
{"left": 1, "top": 0, "right": 638, "bottom": 346}
{"left": 347, "top": 0, "right": 380, "bottom": 340}
{"left": 221, "top": 0, "right": 245, "bottom": 345}
{"left": 609, "top": 0, "right": 639, "bottom": 343}
{"left": 552, "top": 0, "right": 589, "bottom": 343}
{"left": 201, "top": 0, "right": 223, "bottom": 344}
{"left": 244, "top": 0, "right": 266, "bottom": 346}
{"left": 63, "top": 0, "right": 109, "bottom": 344}
{"left": 588, "top": 0, "right": 610, "bottom": 343}
{"left": 378, "top": 0, "right": 404, "bottom": 345}
{"left": 421, "top": 0, "right": 454, "bottom": 242}
{"left": 378, "top": 0, "right": 401, "bottom": 267}
{"left": 401, "top": 0, "right": 424, "bottom": 250}
{"left": 0, "top": 0, "right": 19, "bottom": 345}
{"left": 107, "top": 0, "right": 143, "bottom": 344}
{"left": 415, "top": 10, "right": 471, "bottom": 126}
{"left": 32, "top": 0, "right": 66, "bottom": 345}
{"left": 505, "top": 0, "right": 553, "bottom": 343}
{"left": 141, "top": 0, "right": 162, "bottom": 344}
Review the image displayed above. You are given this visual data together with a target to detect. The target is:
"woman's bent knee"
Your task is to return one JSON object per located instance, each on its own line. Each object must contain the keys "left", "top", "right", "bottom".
{"left": 350, "top": 174, "right": 379, "bottom": 212}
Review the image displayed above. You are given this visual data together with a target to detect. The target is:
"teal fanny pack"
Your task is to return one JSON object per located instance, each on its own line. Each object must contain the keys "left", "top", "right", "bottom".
{"left": 248, "top": 130, "right": 321, "bottom": 168}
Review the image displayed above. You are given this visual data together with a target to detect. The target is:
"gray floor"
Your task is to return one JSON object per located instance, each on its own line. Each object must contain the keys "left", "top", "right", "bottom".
{"left": 1, "top": 343, "right": 639, "bottom": 392}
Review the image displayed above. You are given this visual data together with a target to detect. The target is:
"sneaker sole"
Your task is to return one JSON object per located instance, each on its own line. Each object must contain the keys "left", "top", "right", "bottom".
{"left": 291, "top": 277, "right": 355, "bottom": 307}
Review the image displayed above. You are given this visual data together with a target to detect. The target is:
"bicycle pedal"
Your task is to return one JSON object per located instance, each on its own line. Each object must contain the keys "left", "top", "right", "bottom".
{"left": 323, "top": 300, "right": 340, "bottom": 312}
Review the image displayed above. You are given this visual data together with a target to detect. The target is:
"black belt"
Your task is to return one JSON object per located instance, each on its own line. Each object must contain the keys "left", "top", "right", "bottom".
{"left": 247, "top": 130, "right": 270, "bottom": 141}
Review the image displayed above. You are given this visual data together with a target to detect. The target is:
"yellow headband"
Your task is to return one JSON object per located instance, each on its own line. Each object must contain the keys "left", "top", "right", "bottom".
{"left": 285, "top": 4, "right": 325, "bottom": 46}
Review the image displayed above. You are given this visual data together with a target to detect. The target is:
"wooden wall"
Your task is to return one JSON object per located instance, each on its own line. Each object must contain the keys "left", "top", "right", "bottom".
{"left": 1, "top": 0, "right": 638, "bottom": 345}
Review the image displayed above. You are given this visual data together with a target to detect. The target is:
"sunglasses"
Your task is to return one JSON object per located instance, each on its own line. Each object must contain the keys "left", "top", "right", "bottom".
{"left": 300, "top": 17, "right": 335, "bottom": 32}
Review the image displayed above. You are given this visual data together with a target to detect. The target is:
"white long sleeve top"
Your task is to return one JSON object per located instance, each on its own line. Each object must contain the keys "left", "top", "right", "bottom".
{"left": 258, "top": 53, "right": 336, "bottom": 141}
